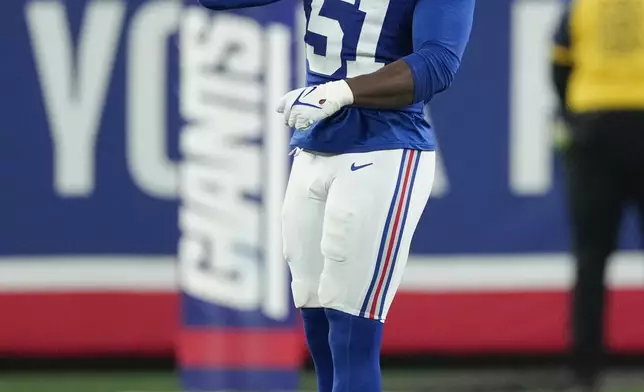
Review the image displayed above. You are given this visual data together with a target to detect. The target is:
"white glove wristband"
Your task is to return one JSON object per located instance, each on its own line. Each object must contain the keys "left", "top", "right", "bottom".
{"left": 326, "top": 80, "right": 355, "bottom": 107}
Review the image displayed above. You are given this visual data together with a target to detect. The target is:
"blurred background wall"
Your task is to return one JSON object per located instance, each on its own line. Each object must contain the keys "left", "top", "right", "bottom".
{"left": 1, "top": 0, "right": 643, "bottom": 372}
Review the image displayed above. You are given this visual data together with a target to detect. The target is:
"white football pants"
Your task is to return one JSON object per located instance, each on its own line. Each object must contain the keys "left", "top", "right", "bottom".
{"left": 281, "top": 148, "right": 435, "bottom": 322}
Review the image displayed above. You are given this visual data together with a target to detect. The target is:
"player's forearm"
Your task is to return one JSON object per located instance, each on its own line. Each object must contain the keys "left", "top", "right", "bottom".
{"left": 198, "top": 0, "right": 280, "bottom": 10}
{"left": 345, "top": 60, "right": 415, "bottom": 109}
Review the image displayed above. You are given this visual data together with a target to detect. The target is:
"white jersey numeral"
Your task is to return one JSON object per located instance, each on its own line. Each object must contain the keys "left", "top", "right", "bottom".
{"left": 346, "top": 0, "right": 390, "bottom": 77}
{"left": 306, "top": 0, "right": 390, "bottom": 78}
{"left": 306, "top": 0, "right": 343, "bottom": 75}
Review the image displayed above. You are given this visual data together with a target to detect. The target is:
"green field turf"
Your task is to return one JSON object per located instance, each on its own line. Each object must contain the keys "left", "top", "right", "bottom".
{"left": 0, "top": 371, "right": 643, "bottom": 392}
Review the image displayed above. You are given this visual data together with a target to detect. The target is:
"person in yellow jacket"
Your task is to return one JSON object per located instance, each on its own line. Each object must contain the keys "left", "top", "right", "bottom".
{"left": 551, "top": 1, "right": 644, "bottom": 391}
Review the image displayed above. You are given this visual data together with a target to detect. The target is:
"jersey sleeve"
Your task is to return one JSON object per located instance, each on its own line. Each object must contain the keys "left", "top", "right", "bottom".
{"left": 401, "top": 0, "right": 475, "bottom": 104}
{"left": 552, "top": 8, "right": 573, "bottom": 66}
{"left": 198, "top": 0, "right": 280, "bottom": 10}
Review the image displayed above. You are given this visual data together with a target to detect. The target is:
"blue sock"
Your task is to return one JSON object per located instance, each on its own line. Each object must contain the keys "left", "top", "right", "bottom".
{"left": 301, "top": 308, "right": 334, "bottom": 392}
{"left": 326, "top": 308, "right": 384, "bottom": 392}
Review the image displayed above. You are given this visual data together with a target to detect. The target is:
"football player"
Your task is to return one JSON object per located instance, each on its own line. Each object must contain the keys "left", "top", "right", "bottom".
{"left": 198, "top": 0, "right": 475, "bottom": 390}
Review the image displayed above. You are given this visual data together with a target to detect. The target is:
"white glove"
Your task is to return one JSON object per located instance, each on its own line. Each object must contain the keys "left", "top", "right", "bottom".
{"left": 276, "top": 80, "right": 354, "bottom": 130}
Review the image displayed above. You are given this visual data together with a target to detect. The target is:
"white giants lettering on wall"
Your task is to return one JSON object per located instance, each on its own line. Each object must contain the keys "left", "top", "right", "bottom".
{"left": 178, "top": 8, "right": 291, "bottom": 321}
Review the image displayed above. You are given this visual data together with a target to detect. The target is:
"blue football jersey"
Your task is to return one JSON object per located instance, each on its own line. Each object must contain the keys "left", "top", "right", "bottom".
{"left": 291, "top": 0, "right": 432, "bottom": 153}
{"left": 198, "top": 0, "right": 474, "bottom": 154}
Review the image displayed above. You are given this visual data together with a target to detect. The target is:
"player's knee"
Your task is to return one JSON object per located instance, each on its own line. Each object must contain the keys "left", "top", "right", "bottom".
{"left": 317, "top": 272, "right": 347, "bottom": 310}
{"left": 290, "top": 280, "right": 309, "bottom": 308}
{"left": 291, "top": 280, "right": 321, "bottom": 308}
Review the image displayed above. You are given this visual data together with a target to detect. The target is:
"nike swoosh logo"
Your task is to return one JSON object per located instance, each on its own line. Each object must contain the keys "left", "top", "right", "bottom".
{"left": 302, "top": 86, "right": 317, "bottom": 98}
{"left": 351, "top": 162, "right": 373, "bottom": 171}
{"left": 294, "top": 87, "right": 322, "bottom": 109}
